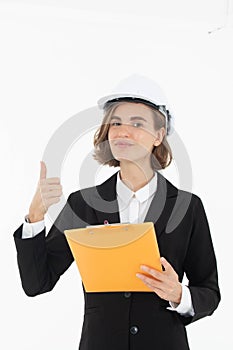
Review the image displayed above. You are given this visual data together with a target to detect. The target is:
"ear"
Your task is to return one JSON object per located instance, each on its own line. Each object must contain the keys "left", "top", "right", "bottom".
{"left": 153, "top": 127, "right": 166, "bottom": 146}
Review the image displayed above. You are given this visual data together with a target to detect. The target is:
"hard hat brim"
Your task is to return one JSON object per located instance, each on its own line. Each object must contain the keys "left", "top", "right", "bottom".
{"left": 97, "top": 93, "right": 166, "bottom": 110}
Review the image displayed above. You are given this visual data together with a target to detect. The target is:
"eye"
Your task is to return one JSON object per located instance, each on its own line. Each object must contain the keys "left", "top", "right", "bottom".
{"left": 132, "top": 122, "right": 143, "bottom": 128}
{"left": 110, "top": 121, "right": 121, "bottom": 127}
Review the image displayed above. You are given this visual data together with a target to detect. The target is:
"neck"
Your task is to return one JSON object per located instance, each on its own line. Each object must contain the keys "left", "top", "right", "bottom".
{"left": 119, "top": 161, "right": 154, "bottom": 192}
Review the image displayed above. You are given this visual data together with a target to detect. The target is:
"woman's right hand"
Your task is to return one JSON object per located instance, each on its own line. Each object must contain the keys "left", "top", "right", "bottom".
{"left": 28, "top": 161, "right": 63, "bottom": 223}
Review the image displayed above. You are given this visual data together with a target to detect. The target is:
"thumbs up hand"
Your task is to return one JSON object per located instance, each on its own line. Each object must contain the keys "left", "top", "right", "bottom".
{"left": 28, "top": 161, "right": 63, "bottom": 223}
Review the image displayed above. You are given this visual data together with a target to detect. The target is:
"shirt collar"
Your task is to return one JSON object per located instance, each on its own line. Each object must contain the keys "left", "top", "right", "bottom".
{"left": 116, "top": 171, "right": 158, "bottom": 204}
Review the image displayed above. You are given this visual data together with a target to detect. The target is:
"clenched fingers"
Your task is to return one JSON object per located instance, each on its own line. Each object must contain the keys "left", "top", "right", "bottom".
{"left": 40, "top": 177, "right": 61, "bottom": 185}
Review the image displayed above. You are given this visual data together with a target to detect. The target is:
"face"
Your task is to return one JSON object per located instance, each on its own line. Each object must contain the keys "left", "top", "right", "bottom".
{"left": 108, "top": 102, "right": 165, "bottom": 165}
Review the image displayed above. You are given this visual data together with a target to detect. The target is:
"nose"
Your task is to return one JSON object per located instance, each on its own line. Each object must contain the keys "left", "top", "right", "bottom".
{"left": 116, "top": 123, "right": 131, "bottom": 138}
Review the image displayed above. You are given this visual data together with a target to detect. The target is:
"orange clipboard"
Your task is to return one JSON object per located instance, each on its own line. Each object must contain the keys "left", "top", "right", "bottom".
{"left": 64, "top": 222, "right": 162, "bottom": 292}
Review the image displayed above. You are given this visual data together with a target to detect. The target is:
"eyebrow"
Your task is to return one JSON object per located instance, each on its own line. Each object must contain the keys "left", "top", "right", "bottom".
{"left": 110, "top": 116, "right": 148, "bottom": 122}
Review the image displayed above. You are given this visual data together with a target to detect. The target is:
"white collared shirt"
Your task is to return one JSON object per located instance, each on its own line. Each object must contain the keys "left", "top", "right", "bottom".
{"left": 116, "top": 171, "right": 157, "bottom": 224}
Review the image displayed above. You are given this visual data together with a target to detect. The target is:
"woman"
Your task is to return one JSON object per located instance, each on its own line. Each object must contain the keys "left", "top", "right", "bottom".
{"left": 14, "top": 74, "right": 220, "bottom": 349}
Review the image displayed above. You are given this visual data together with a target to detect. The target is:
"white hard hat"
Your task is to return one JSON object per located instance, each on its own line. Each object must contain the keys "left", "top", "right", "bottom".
{"left": 97, "top": 74, "right": 174, "bottom": 136}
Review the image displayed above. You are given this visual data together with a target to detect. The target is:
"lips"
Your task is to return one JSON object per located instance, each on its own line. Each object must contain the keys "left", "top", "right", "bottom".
{"left": 113, "top": 139, "right": 134, "bottom": 146}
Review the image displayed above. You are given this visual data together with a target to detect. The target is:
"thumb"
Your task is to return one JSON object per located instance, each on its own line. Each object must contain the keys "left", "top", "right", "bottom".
{"left": 40, "top": 161, "right": 47, "bottom": 180}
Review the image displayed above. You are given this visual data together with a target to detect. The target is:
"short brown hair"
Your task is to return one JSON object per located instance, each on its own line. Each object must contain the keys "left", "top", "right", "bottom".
{"left": 93, "top": 101, "right": 172, "bottom": 170}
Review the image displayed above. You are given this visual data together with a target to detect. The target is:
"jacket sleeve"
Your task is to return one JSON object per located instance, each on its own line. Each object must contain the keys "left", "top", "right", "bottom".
{"left": 13, "top": 194, "right": 77, "bottom": 296}
{"left": 180, "top": 196, "right": 221, "bottom": 325}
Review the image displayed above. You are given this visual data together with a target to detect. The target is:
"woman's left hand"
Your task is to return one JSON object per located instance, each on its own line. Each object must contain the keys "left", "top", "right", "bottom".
{"left": 136, "top": 257, "right": 182, "bottom": 304}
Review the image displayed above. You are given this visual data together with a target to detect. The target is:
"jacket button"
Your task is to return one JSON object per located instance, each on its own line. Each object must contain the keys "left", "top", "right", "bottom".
{"left": 124, "top": 292, "right": 131, "bottom": 298}
{"left": 130, "top": 326, "right": 139, "bottom": 335}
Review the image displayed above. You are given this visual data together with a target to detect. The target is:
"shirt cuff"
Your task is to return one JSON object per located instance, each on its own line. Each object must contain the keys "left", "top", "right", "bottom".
{"left": 167, "top": 285, "right": 195, "bottom": 316}
{"left": 22, "top": 220, "right": 45, "bottom": 239}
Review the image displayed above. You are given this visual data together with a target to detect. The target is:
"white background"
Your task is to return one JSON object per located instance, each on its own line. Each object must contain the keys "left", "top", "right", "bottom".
{"left": 1, "top": 0, "right": 233, "bottom": 349}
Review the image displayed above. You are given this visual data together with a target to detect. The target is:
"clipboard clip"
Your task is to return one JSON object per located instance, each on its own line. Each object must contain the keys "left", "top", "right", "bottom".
{"left": 86, "top": 222, "right": 130, "bottom": 229}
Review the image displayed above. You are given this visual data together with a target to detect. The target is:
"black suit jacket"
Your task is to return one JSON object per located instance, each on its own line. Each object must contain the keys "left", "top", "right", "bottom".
{"left": 14, "top": 171, "right": 220, "bottom": 350}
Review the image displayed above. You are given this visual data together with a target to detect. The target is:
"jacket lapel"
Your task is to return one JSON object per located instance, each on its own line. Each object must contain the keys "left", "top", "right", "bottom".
{"left": 93, "top": 171, "right": 179, "bottom": 238}
{"left": 93, "top": 172, "right": 120, "bottom": 225}
{"left": 145, "top": 171, "right": 178, "bottom": 238}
